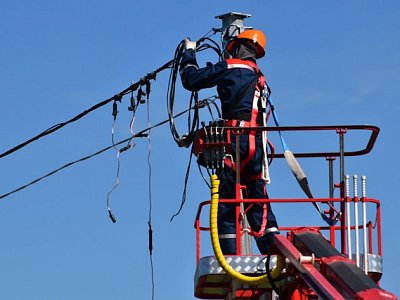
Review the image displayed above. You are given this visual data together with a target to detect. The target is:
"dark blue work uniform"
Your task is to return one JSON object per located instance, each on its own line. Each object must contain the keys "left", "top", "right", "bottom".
{"left": 180, "top": 49, "right": 279, "bottom": 255}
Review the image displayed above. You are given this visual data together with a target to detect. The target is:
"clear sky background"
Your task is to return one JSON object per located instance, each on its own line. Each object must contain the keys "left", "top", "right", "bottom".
{"left": 1, "top": 1, "right": 399, "bottom": 299}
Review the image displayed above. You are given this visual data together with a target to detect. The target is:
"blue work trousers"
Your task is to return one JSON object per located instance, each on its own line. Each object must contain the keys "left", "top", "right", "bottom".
{"left": 218, "top": 133, "right": 278, "bottom": 255}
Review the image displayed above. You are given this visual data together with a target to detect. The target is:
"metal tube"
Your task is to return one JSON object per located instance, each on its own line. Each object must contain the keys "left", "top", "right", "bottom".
{"left": 362, "top": 175, "right": 368, "bottom": 274}
{"left": 328, "top": 158, "right": 335, "bottom": 198}
{"left": 368, "top": 221, "right": 373, "bottom": 254}
{"left": 345, "top": 174, "right": 352, "bottom": 258}
{"left": 327, "top": 157, "right": 336, "bottom": 246}
{"left": 353, "top": 175, "right": 359, "bottom": 267}
{"left": 339, "top": 130, "right": 347, "bottom": 254}
{"left": 377, "top": 202, "right": 382, "bottom": 256}
{"left": 339, "top": 131, "right": 345, "bottom": 191}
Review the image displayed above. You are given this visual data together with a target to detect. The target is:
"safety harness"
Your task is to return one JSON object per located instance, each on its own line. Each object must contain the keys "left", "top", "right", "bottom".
{"left": 191, "top": 59, "right": 276, "bottom": 241}
{"left": 223, "top": 58, "right": 272, "bottom": 184}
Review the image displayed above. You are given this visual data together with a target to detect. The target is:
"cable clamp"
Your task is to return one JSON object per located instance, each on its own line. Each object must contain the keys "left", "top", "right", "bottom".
{"left": 112, "top": 101, "right": 118, "bottom": 119}
{"left": 147, "top": 71, "right": 156, "bottom": 80}
{"left": 113, "top": 93, "right": 122, "bottom": 102}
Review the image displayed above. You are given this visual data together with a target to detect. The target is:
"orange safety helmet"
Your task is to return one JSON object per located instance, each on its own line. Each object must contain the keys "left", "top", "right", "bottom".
{"left": 227, "top": 29, "right": 266, "bottom": 59}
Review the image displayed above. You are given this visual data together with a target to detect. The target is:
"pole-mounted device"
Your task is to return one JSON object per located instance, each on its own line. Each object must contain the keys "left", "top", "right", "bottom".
{"left": 215, "top": 12, "right": 252, "bottom": 59}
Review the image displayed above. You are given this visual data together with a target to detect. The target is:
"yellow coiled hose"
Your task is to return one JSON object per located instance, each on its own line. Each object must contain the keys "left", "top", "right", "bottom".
{"left": 210, "top": 174, "right": 284, "bottom": 285}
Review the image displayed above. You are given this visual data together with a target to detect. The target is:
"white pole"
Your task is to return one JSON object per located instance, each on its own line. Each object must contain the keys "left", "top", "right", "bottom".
{"left": 362, "top": 175, "right": 368, "bottom": 274}
{"left": 353, "top": 175, "right": 359, "bottom": 267}
{"left": 345, "top": 175, "right": 352, "bottom": 259}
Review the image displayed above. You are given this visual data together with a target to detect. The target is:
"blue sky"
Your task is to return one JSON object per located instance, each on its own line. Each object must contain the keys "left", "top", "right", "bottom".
{"left": 1, "top": 1, "right": 399, "bottom": 299}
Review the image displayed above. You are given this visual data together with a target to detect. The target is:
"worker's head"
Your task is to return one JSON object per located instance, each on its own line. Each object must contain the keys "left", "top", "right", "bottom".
{"left": 227, "top": 29, "right": 266, "bottom": 59}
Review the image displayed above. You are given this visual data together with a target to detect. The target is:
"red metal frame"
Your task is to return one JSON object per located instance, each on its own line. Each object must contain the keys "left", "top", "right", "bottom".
{"left": 194, "top": 124, "right": 381, "bottom": 260}
{"left": 192, "top": 124, "right": 397, "bottom": 299}
{"left": 193, "top": 124, "right": 379, "bottom": 159}
{"left": 273, "top": 234, "right": 347, "bottom": 300}
{"left": 194, "top": 196, "right": 382, "bottom": 263}
{"left": 270, "top": 124, "right": 379, "bottom": 158}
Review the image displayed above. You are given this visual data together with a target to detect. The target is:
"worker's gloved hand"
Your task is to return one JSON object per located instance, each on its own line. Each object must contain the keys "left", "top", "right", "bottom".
{"left": 184, "top": 38, "right": 196, "bottom": 51}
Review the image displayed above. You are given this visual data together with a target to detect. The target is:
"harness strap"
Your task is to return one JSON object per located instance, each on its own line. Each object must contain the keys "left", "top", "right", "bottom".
{"left": 242, "top": 186, "right": 269, "bottom": 238}
{"left": 226, "top": 58, "right": 259, "bottom": 72}
{"left": 223, "top": 59, "right": 272, "bottom": 182}
{"left": 240, "top": 82, "right": 263, "bottom": 173}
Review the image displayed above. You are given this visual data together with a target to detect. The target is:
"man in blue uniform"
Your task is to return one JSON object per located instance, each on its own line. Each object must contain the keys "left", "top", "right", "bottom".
{"left": 180, "top": 30, "right": 279, "bottom": 255}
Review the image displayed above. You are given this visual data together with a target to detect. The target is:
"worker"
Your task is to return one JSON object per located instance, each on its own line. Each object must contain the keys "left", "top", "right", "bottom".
{"left": 179, "top": 30, "right": 279, "bottom": 255}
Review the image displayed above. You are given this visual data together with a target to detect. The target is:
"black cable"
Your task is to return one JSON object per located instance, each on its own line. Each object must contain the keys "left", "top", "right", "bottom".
{"left": 0, "top": 61, "right": 175, "bottom": 160}
{"left": 106, "top": 99, "right": 138, "bottom": 223}
{"left": 204, "top": 96, "right": 222, "bottom": 121}
{"left": 145, "top": 91, "right": 155, "bottom": 300}
{"left": 0, "top": 96, "right": 115, "bottom": 159}
{"left": 170, "top": 143, "right": 195, "bottom": 221}
{"left": 167, "top": 40, "right": 186, "bottom": 143}
{"left": 187, "top": 92, "right": 200, "bottom": 139}
{"left": 149, "top": 228, "right": 155, "bottom": 300}
{"left": 197, "top": 162, "right": 211, "bottom": 189}
{"left": 167, "top": 36, "right": 222, "bottom": 147}
{"left": 0, "top": 137, "right": 124, "bottom": 201}
{"left": 266, "top": 251, "right": 280, "bottom": 295}
{"left": 166, "top": 35, "right": 223, "bottom": 219}
{"left": 0, "top": 99, "right": 215, "bottom": 201}
{"left": 1, "top": 34, "right": 223, "bottom": 221}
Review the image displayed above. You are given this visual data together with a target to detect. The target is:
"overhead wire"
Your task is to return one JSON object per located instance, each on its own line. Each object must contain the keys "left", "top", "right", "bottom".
{"left": 1, "top": 38, "right": 223, "bottom": 299}
{"left": 0, "top": 30, "right": 223, "bottom": 205}
{"left": 145, "top": 86, "right": 155, "bottom": 300}
{"left": 0, "top": 32, "right": 225, "bottom": 300}
{"left": 0, "top": 34, "right": 226, "bottom": 241}
{"left": 0, "top": 96, "right": 116, "bottom": 159}
{"left": 0, "top": 61, "right": 174, "bottom": 161}
{"left": 0, "top": 98, "right": 217, "bottom": 201}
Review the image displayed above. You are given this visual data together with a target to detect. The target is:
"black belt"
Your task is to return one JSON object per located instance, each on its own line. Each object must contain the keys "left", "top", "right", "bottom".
{"left": 225, "top": 111, "right": 264, "bottom": 126}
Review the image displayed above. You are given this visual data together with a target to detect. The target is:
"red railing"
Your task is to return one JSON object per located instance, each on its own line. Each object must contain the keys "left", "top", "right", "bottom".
{"left": 193, "top": 124, "right": 382, "bottom": 263}
{"left": 194, "top": 196, "right": 382, "bottom": 264}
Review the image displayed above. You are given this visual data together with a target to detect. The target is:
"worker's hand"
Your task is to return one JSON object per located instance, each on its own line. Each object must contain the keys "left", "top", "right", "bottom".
{"left": 184, "top": 38, "right": 196, "bottom": 51}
